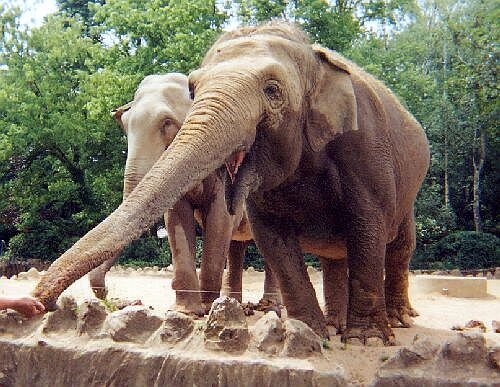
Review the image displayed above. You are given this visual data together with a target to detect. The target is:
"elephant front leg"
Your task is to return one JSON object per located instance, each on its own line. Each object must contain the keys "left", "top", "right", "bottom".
{"left": 199, "top": 190, "right": 234, "bottom": 312}
{"left": 342, "top": 219, "right": 395, "bottom": 346}
{"left": 247, "top": 200, "right": 328, "bottom": 338}
{"left": 319, "top": 257, "right": 348, "bottom": 334}
{"left": 167, "top": 200, "right": 204, "bottom": 316}
{"left": 385, "top": 213, "right": 418, "bottom": 328}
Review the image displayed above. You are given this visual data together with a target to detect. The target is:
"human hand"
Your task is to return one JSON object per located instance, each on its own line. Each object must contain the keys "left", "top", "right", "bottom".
{"left": 8, "top": 297, "right": 46, "bottom": 317}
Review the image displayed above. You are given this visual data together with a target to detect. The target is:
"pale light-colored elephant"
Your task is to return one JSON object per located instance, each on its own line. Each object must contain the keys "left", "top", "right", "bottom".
{"left": 33, "top": 23, "right": 429, "bottom": 345}
{"left": 88, "top": 73, "right": 280, "bottom": 315}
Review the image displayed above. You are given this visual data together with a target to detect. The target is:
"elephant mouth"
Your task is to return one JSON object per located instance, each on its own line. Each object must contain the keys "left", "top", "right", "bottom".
{"left": 224, "top": 147, "right": 247, "bottom": 184}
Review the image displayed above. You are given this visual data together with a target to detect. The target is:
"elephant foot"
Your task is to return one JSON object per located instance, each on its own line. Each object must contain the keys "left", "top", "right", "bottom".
{"left": 325, "top": 312, "right": 346, "bottom": 334}
{"left": 91, "top": 286, "right": 108, "bottom": 300}
{"left": 170, "top": 302, "right": 206, "bottom": 318}
{"left": 242, "top": 298, "right": 282, "bottom": 317}
{"left": 341, "top": 318, "right": 396, "bottom": 346}
{"left": 173, "top": 292, "right": 206, "bottom": 317}
{"left": 387, "top": 304, "right": 418, "bottom": 328}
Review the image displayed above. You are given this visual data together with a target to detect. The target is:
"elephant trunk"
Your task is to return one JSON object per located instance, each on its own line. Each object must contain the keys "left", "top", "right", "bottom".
{"left": 33, "top": 90, "right": 253, "bottom": 307}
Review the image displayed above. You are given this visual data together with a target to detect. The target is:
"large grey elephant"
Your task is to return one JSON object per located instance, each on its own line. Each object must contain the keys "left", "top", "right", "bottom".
{"left": 88, "top": 73, "right": 280, "bottom": 315}
{"left": 33, "top": 22, "right": 429, "bottom": 345}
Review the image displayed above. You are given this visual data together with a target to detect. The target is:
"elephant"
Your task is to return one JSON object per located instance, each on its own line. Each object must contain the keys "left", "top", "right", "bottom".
{"left": 88, "top": 73, "right": 281, "bottom": 315}
{"left": 32, "top": 22, "right": 429, "bottom": 345}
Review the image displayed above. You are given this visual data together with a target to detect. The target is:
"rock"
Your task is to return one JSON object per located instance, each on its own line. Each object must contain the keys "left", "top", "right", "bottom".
{"left": 281, "top": 319, "right": 322, "bottom": 358}
{"left": 76, "top": 299, "right": 108, "bottom": 337}
{"left": 414, "top": 270, "right": 422, "bottom": 275}
{"left": 0, "top": 275, "right": 7, "bottom": 280}
{"left": 136, "top": 268, "right": 143, "bottom": 273}
{"left": 0, "top": 310, "right": 42, "bottom": 337}
{"left": 251, "top": 311, "right": 285, "bottom": 355}
{"left": 487, "top": 347, "right": 500, "bottom": 369}
{"left": 10, "top": 275, "right": 17, "bottom": 280}
{"left": 493, "top": 320, "right": 500, "bottom": 333}
{"left": 204, "top": 296, "right": 249, "bottom": 352}
{"left": 26, "top": 267, "right": 40, "bottom": 279}
{"left": 495, "top": 268, "right": 500, "bottom": 279}
{"left": 307, "top": 266, "right": 316, "bottom": 276}
{"left": 16, "top": 271, "right": 28, "bottom": 280}
{"left": 450, "top": 269, "right": 462, "bottom": 277}
{"left": 383, "top": 335, "right": 440, "bottom": 368}
{"left": 246, "top": 266, "right": 255, "bottom": 273}
{"left": 167, "top": 265, "right": 173, "bottom": 272}
{"left": 102, "top": 305, "right": 163, "bottom": 343}
{"left": 440, "top": 332, "right": 487, "bottom": 362}
{"left": 152, "top": 266, "right": 159, "bottom": 271}
{"left": 106, "top": 298, "right": 143, "bottom": 310}
{"left": 43, "top": 296, "right": 78, "bottom": 334}
{"left": 152, "top": 311, "right": 194, "bottom": 344}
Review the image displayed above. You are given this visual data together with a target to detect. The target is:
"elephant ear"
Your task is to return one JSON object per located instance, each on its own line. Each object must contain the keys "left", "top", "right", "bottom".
{"left": 306, "top": 45, "right": 358, "bottom": 152}
{"left": 111, "top": 101, "right": 133, "bottom": 129}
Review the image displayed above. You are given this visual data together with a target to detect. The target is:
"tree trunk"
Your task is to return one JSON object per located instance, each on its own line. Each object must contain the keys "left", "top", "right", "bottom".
{"left": 472, "top": 128, "right": 485, "bottom": 232}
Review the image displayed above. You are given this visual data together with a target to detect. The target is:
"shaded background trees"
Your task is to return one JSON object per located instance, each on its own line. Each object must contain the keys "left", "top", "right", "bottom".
{"left": 0, "top": 0, "right": 498, "bottom": 269}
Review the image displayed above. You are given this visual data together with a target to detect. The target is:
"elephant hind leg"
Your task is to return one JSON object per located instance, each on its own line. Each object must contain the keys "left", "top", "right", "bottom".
{"left": 319, "top": 257, "right": 348, "bottom": 334}
{"left": 385, "top": 212, "right": 418, "bottom": 328}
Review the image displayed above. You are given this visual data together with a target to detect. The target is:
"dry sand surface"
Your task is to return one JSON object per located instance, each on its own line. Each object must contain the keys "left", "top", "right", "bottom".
{"left": 1, "top": 269, "right": 499, "bottom": 385}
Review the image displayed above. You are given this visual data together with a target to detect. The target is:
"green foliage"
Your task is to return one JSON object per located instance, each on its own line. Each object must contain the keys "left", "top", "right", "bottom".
{"left": 430, "top": 231, "right": 499, "bottom": 270}
{"left": 0, "top": 0, "right": 497, "bottom": 273}
{"left": 118, "top": 233, "right": 172, "bottom": 267}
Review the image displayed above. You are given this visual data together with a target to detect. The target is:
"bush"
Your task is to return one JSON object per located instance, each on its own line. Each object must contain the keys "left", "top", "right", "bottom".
{"left": 429, "top": 231, "right": 500, "bottom": 270}
{"left": 118, "top": 234, "right": 171, "bottom": 267}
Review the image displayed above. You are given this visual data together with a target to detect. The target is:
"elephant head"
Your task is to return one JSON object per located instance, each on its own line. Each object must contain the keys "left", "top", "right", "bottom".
{"left": 33, "top": 22, "right": 357, "bottom": 307}
{"left": 114, "top": 74, "right": 192, "bottom": 199}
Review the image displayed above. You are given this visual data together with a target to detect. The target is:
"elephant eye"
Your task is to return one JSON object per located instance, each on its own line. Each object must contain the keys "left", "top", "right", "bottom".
{"left": 263, "top": 81, "right": 282, "bottom": 103}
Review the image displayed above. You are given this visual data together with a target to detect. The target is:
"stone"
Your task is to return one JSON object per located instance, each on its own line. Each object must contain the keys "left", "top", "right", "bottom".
{"left": 106, "top": 298, "right": 142, "bottom": 310}
{"left": 492, "top": 320, "right": 500, "bottom": 333}
{"left": 152, "top": 311, "right": 194, "bottom": 344}
{"left": 167, "top": 265, "right": 173, "bottom": 272}
{"left": 43, "top": 296, "right": 78, "bottom": 334}
{"left": 16, "top": 271, "right": 28, "bottom": 280}
{"left": 204, "top": 296, "right": 249, "bottom": 352}
{"left": 383, "top": 334, "right": 440, "bottom": 368}
{"left": 26, "top": 267, "right": 40, "bottom": 279}
{"left": 76, "top": 299, "right": 108, "bottom": 337}
{"left": 440, "top": 332, "right": 487, "bottom": 362}
{"left": 281, "top": 319, "right": 322, "bottom": 358}
{"left": 487, "top": 347, "right": 500, "bottom": 370}
{"left": 0, "top": 310, "right": 42, "bottom": 337}
{"left": 251, "top": 311, "right": 285, "bottom": 355}
{"left": 246, "top": 266, "right": 255, "bottom": 273}
{"left": 495, "top": 268, "right": 500, "bottom": 279}
{"left": 102, "top": 305, "right": 163, "bottom": 343}
{"left": 449, "top": 269, "right": 462, "bottom": 277}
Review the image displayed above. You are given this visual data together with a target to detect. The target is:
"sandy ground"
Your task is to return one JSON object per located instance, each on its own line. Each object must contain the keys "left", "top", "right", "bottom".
{"left": 1, "top": 270, "right": 499, "bottom": 384}
{"left": 1, "top": 270, "right": 499, "bottom": 343}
